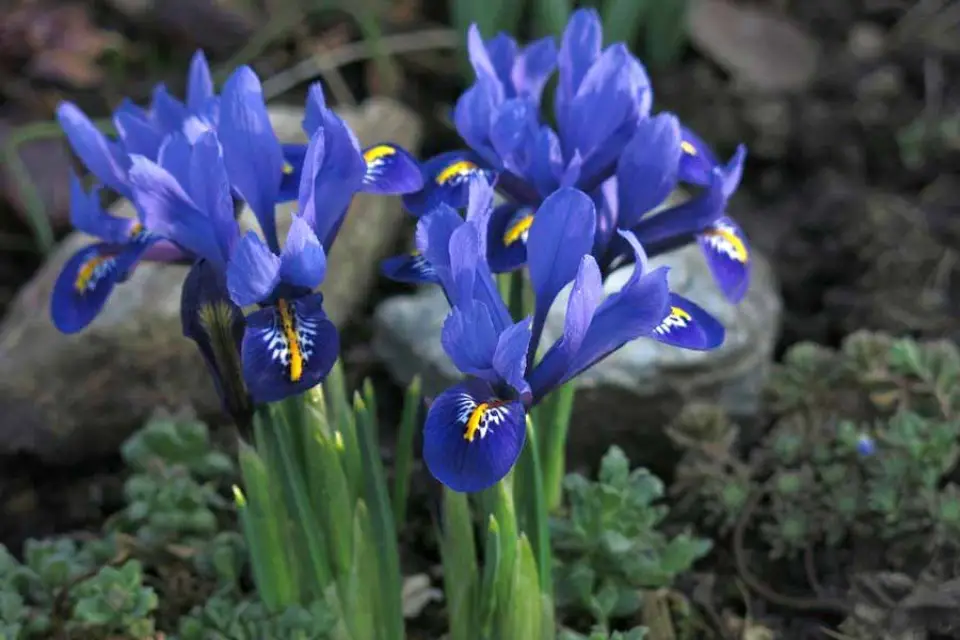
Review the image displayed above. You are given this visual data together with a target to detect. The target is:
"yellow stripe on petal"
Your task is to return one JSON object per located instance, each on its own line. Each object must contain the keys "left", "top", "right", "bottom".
{"left": 681, "top": 141, "right": 698, "bottom": 155}
{"left": 654, "top": 306, "right": 693, "bottom": 336}
{"left": 702, "top": 225, "right": 748, "bottom": 263}
{"left": 436, "top": 160, "right": 478, "bottom": 185}
{"left": 74, "top": 255, "right": 110, "bottom": 293}
{"left": 282, "top": 162, "right": 295, "bottom": 175}
{"left": 464, "top": 402, "right": 489, "bottom": 442}
{"left": 363, "top": 145, "right": 397, "bottom": 164}
{"left": 503, "top": 214, "right": 534, "bottom": 246}
{"left": 278, "top": 299, "right": 303, "bottom": 382}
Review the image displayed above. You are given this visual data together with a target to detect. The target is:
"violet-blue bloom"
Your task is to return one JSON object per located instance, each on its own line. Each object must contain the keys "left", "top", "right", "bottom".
{"left": 123, "top": 72, "right": 422, "bottom": 405}
{"left": 417, "top": 181, "right": 724, "bottom": 492}
{"left": 50, "top": 174, "right": 160, "bottom": 333}
{"left": 401, "top": 9, "right": 649, "bottom": 224}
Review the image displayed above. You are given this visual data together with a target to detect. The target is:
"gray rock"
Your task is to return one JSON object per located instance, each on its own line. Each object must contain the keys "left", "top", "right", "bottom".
{"left": 0, "top": 99, "right": 422, "bottom": 465}
{"left": 373, "top": 243, "right": 781, "bottom": 473}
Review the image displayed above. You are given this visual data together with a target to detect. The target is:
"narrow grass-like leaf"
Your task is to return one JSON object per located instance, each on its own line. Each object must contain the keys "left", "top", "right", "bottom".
{"left": 537, "top": 381, "right": 577, "bottom": 511}
{"left": 271, "top": 404, "right": 333, "bottom": 599}
{"left": 346, "top": 0, "right": 399, "bottom": 95}
{"left": 601, "top": 0, "right": 651, "bottom": 46}
{"left": 516, "top": 417, "right": 552, "bottom": 599}
{"left": 440, "top": 488, "right": 478, "bottom": 640}
{"left": 354, "top": 392, "right": 404, "bottom": 640}
{"left": 478, "top": 515, "right": 501, "bottom": 638}
{"left": 532, "top": 0, "right": 572, "bottom": 37}
{"left": 392, "top": 375, "right": 423, "bottom": 531}
{"left": 502, "top": 535, "right": 543, "bottom": 640}
{"left": 344, "top": 501, "right": 379, "bottom": 640}
{"left": 303, "top": 404, "right": 354, "bottom": 583}
{"left": 490, "top": 479, "right": 518, "bottom": 610}
{"left": 236, "top": 444, "right": 299, "bottom": 610}
{"left": 324, "top": 360, "right": 363, "bottom": 499}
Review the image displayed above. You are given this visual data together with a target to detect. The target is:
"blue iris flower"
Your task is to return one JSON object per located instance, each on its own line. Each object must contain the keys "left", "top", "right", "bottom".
{"left": 52, "top": 62, "right": 423, "bottom": 410}
{"left": 417, "top": 181, "right": 724, "bottom": 492}
{"left": 385, "top": 9, "right": 750, "bottom": 305}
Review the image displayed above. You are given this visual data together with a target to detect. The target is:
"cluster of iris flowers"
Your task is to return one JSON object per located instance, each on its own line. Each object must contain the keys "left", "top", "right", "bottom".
{"left": 51, "top": 9, "right": 751, "bottom": 493}
{"left": 50, "top": 51, "right": 423, "bottom": 418}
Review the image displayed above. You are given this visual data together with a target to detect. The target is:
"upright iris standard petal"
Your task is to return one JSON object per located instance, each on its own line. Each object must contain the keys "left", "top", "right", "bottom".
{"left": 487, "top": 204, "right": 532, "bottom": 274}
{"left": 278, "top": 144, "right": 308, "bottom": 203}
{"left": 51, "top": 243, "right": 123, "bottom": 334}
{"left": 422, "top": 379, "right": 526, "bottom": 493}
{"left": 650, "top": 293, "right": 725, "bottom": 350}
{"left": 529, "top": 126, "right": 564, "bottom": 197}
{"left": 698, "top": 216, "right": 751, "bottom": 303}
{"left": 527, "top": 188, "right": 596, "bottom": 324}
{"left": 526, "top": 255, "right": 603, "bottom": 396}
{"left": 556, "top": 8, "right": 602, "bottom": 129}
{"left": 150, "top": 84, "right": 188, "bottom": 132}
{"left": 564, "top": 44, "right": 649, "bottom": 174}
{"left": 490, "top": 98, "right": 540, "bottom": 177}
{"left": 466, "top": 25, "right": 507, "bottom": 101}
{"left": 453, "top": 74, "right": 506, "bottom": 167}
{"left": 186, "top": 50, "right": 214, "bottom": 112}
{"left": 68, "top": 174, "right": 136, "bottom": 243}
{"left": 402, "top": 151, "right": 496, "bottom": 216}
{"left": 226, "top": 232, "right": 282, "bottom": 307}
{"left": 492, "top": 317, "right": 533, "bottom": 399}
{"left": 297, "top": 90, "right": 367, "bottom": 249}
{"left": 511, "top": 36, "right": 558, "bottom": 104}
{"left": 113, "top": 108, "right": 163, "bottom": 160}
{"left": 616, "top": 114, "right": 683, "bottom": 229}
{"left": 380, "top": 251, "right": 440, "bottom": 285}
{"left": 219, "top": 66, "right": 283, "bottom": 251}
{"left": 189, "top": 132, "right": 240, "bottom": 261}
{"left": 180, "top": 259, "right": 251, "bottom": 423}
{"left": 361, "top": 143, "right": 424, "bottom": 195}
{"left": 57, "top": 103, "right": 130, "bottom": 196}
{"left": 280, "top": 215, "right": 327, "bottom": 290}
{"left": 128, "top": 155, "right": 224, "bottom": 265}
{"left": 241, "top": 293, "right": 339, "bottom": 403}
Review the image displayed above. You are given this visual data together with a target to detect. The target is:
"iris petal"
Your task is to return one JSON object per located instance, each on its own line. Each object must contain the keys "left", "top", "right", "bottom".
{"left": 511, "top": 36, "right": 558, "bottom": 103}
{"left": 698, "top": 216, "right": 751, "bottom": 303}
{"left": 631, "top": 172, "right": 725, "bottom": 249}
{"left": 113, "top": 109, "right": 163, "bottom": 160}
{"left": 181, "top": 259, "right": 251, "bottom": 422}
{"left": 280, "top": 215, "right": 327, "bottom": 290}
{"left": 380, "top": 251, "right": 440, "bottom": 285}
{"left": 51, "top": 243, "right": 123, "bottom": 334}
{"left": 226, "top": 231, "right": 281, "bottom": 307}
{"left": 186, "top": 50, "right": 214, "bottom": 112}
{"left": 219, "top": 66, "right": 283, "bottom": 251}
{"left": 441, "top": 301, "right": 500, "bottom": 383}
{"left": 361, "top": 143, "right": 424, "bottom": 195}
{"left": 241, "top": 293, "right": 339, "bottom": 403}
{"left": 649, "top": 293, "right": 725, "bottom": 350}
{"left": 527, "top": 187, "right": 596, "bottom": 327}
{"left": 487, "top": 203, "right": 530, "bottom": 274}
{"left": 401, "top": 150, "right": 497, "bottom": 217}
{"left": 422, "top": 379, "right": 526, "bottom": 493}
{"left": 279, "top": 144, "right": 308, "bottom": 203}
{"left": 57, "top": 102, "right": 130, "bottom": 196}
{"left": 68, "top": 174, "right": 135, "bottom": 243}
{"left": 616, "top": 113, "right": 683, "bottom": 229}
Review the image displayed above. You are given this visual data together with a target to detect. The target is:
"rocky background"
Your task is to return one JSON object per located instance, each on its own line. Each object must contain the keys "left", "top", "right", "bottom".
{"left": 0, "top": 0, "right": 957, "bottom": 637}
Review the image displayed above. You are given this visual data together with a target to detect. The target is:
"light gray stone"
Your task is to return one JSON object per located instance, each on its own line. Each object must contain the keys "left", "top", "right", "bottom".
{"left": 0, "top": 99, "right": 422, "bottom": 465}
{"left": 373, "top": 243, "right": 781, "bottom": 473}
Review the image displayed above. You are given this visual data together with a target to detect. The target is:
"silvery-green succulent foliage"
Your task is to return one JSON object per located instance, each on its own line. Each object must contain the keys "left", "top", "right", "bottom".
{"left": 670, "top": 331, "right": 960, "bottom": 560}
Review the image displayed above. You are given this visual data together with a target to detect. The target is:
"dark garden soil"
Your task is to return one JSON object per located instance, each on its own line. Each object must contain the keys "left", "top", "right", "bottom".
{"left": 0, "top": 0, "right": 958, "bottom": 637}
